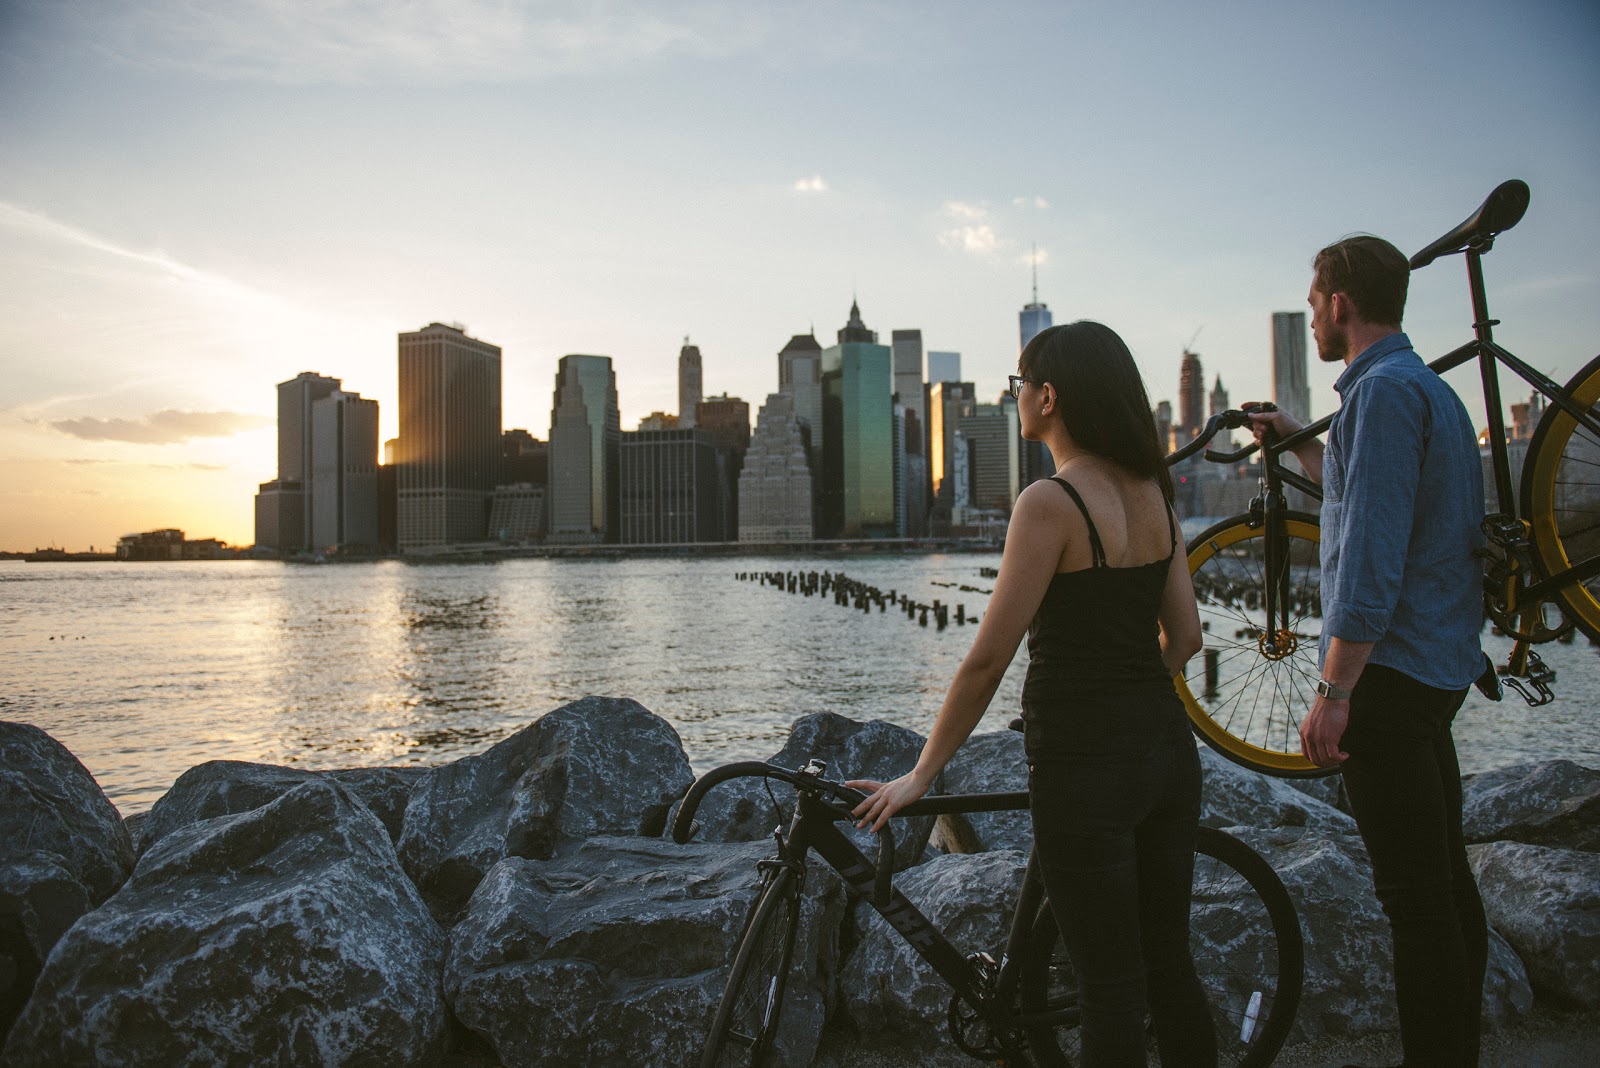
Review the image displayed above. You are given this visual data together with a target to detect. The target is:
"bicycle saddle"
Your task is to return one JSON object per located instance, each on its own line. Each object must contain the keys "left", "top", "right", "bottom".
{"left": 1409, "top": 179, "right": 1530, "bottom": 269}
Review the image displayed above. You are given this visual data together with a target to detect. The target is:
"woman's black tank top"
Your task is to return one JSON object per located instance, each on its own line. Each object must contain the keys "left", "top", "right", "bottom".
{"left": 1022, "top": 477, "right": 1178, "bottom": 704}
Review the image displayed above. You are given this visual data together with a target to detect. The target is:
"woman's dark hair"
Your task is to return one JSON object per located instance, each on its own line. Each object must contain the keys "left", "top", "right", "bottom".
{"left": 1019, "top": 321, "right": 1174, "bottom": 502}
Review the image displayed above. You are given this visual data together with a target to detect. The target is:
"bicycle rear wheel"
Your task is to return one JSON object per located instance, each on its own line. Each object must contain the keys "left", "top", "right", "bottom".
{"left": 700, "top": 866, "right": 801, "bottom": 1068}
{"left": 1525, "top": 352, "right": 1600, "bottom": 642}
{"left": 1019, "top": 827, "right": 1303, "bottom": 1067}
{"left": 1178, "top": 512, "right": 1331, "bottom": 778}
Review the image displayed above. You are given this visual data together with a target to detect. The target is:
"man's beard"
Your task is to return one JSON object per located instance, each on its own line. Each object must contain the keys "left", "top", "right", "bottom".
{"left": 1316, "top": 326, "right": 1349, "bottom": 363}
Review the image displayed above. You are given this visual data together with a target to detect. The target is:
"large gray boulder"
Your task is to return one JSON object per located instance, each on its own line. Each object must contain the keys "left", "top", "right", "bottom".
{"left": 1462, "top": 760, "right": 1600, "bottom": 853}
{"left": 839, "top": 850, "right": 1027, "bottom": 1045}
{"left": 687, "top": 712, "right": 937, "bottom": 872}
{"left": 1471, "top": 840, "right": 1600, "bottom": 1008}
{"left": 137, "top": 760, "right": 429, "bottom": 852}
{"left": 0, "top": 722, "right": 133, "bottom": 1038}
{"left": 446, "top": 837, "right": 846, "bottom": 1068}
{"left": 399, "top": 697, "right": 694, "bottom": 922}
{"left": 1232, "top": 826, "right": 1530, "bottom": 1041}
{"left": 928, "top": 730, "right": 1030, "bottom": 854}
{"left": 1199, "top": 747, "right": 1356, "bottom": 835}
{"left": 3, "top": 779, "right": 448, "bottom": 1066}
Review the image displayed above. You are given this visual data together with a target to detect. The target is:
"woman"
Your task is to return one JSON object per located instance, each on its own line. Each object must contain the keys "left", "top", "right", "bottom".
{"left": 848, "top": 321, "right": 1215, "bottom": 1066}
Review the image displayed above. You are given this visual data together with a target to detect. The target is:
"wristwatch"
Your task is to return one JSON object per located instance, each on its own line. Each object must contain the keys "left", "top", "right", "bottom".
{"left": 1315, "top": 678, "right": 1353, "bottom": 701}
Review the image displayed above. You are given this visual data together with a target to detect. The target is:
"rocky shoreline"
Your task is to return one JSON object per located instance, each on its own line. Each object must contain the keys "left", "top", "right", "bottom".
{"left": 3, "top": 700, "right": 1597, "bottom": 1066}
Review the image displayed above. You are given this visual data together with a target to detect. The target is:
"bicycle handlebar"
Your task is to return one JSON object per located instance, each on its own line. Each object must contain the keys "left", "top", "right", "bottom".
{"left": 1166, "top": 404, "right": 1274, "bottom": 466}
{"left": 671, "top": 761, "right": 899, "bottom": 908}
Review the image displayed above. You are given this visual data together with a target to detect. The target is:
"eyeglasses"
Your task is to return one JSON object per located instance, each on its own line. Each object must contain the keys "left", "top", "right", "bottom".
{"left": 1008, "top": 375, "right": 1037, "bottom": 399}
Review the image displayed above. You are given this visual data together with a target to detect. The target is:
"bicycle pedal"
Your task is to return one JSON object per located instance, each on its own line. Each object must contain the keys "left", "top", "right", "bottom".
{"left": 1502, "top": 650, "right": 1556, "bottom": 707}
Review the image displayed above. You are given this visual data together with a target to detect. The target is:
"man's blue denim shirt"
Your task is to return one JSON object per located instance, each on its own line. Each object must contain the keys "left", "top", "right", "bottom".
{"left": 1320, "top": 332, "right": 1485, "bottom": 690}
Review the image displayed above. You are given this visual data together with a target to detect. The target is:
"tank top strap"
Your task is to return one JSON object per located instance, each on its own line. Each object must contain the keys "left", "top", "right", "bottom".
{"left": 1049, "top": 477, "right": 1107, "bottom": 568}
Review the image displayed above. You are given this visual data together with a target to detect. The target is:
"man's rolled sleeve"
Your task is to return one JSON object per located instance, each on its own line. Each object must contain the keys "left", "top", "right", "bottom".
{"left": 1323, "top": 379, "right": 1427, "bottom": 644}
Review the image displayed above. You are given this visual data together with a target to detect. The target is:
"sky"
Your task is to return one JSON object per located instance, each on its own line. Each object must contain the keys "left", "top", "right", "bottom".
{"left": 1, "top": 0, "right": 1597, "bottom": 550}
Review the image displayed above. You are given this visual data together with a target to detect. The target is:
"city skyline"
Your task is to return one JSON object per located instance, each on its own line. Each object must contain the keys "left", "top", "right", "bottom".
{"left": 2, "top": 1, "right": 1596, "bottom": 548}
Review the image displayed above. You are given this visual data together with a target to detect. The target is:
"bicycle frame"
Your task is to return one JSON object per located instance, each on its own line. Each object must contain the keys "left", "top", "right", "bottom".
{"left": 775, "top": 785, "right": 1081, "bottom": 1038}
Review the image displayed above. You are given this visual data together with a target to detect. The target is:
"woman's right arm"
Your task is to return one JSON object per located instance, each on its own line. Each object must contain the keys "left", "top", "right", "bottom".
{"left": 1157, "top": 507, "right": 1203, "bottom": 678}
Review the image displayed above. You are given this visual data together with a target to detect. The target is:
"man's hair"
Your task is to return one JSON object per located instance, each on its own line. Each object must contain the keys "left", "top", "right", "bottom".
{"left": 1312, "top": 235, "right": 1410, "bottom": 328}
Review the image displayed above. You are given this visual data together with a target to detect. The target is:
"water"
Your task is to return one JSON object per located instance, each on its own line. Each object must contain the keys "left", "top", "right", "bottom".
{"left": 2, "top": 558, "right": 1596, "bottom": 815}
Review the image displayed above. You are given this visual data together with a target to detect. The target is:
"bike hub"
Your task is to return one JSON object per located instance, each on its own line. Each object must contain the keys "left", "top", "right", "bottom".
{"left": 1258, "top": 629, "right": 1298, "bottom": 660}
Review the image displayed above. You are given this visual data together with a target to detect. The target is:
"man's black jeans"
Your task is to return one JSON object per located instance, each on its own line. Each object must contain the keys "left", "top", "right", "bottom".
{"left": 1026, "top": 695, "right": 1217, "bottom": 1067}
{"left": 1342, "top": 663, "right": 1488, "bottom": 1068}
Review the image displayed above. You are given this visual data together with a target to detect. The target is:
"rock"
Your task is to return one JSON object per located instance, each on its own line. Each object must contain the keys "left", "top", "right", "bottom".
{"left": 1199, "top": 747, "right": 1356, "bottom": 835}
{"left": 929, "top": 730, "right": 1031, "bottom": 854}
{"left": 1231, "top": 827, "right": 1530, "bottom": 1040}
{"left": 137, "top": 760, "right": 429, "bottom": 854}
{"left": 1283, "top": 771, "right": 1347, "bottom": 812}
{"left": 839, "top": 850, "right": 1027, "bottom": 1044}
{"left": 1471, "top": 840, "right": 1600, "bottom": 1008}
{"left": 1462, "top": 760, "right": 1600, "bottom": 852}
{"left": 687, "top": 712, "right": 937, "bottom": 872}
{"left": 446, "top": 837, "right": 845, "bottom": 1068}
{"left": 1482, "top": 926, "right": 1535, "bottom": 1028}
{"left": 3, "top": 779, "right": 447, "bottom": 1066}
{"left": 0, "top": 722, "right": 133, "bottom": 1039}
{"left": 399, "top": 697, "right": 694, "bottom": 922}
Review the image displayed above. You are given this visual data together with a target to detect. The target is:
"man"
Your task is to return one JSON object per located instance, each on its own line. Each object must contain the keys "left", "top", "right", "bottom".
{"left": 1250, "top": 235, "right": 1488, "bottom": 1068}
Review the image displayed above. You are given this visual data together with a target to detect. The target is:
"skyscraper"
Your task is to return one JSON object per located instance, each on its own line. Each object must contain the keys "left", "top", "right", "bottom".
{"left": 396, "top": 323, "right": 502, "bottom": 550}
{"left": 678, "top": 339, "right": 703, "bottom": 429}
{"left": 1020, "top": 256, "right": 1053, "bottom": 350}
{"left": 927, "top": 351, "right": 962, "bottom": 385}
{"left": 311, "top": 390, "right": 380, "bottom": 550}
{"left": 958, "top": 401, "right": 1019, "bottom": 513}
{"left": 778, "top": 332, "right": 823, "bottom": 438}
{"left": 265, "top": 371, "right": 341, "bottom": 551}
{"left": 928, "top": 379, "right": 978, "bottom": 529}
{"left": 890, "top": 329, "right": 928, "bottom": 536}
{"left": 1272, "top": 312, "right": 1311, "bottom": 424}
{"left": 738, "top": 392, "right": 814, "bottom": 542}
{"left": 1178, "top": 348, "right": 1205, "bottom": 444}
{"left": 618, "top": 429, "right": 721, "bottom": 544}
{"left": 549, "top": 354, "right": 620, "bottom": 543}
{"left": 819, "top": 300, "right": 894, "bottom": 538}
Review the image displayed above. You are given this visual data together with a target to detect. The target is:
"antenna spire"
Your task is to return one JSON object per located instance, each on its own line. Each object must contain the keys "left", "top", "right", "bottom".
{"left": 1031, "top": 244, "right": 1039, "bottom": 303}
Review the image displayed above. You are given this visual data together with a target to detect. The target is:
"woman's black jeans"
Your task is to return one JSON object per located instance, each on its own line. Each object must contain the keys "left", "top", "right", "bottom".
{"left": 1342, "top": 663, "right": 1488, "bottom": 1068}
{"left": 1026, "top": 695, "right": 1217, "bottom": 1067}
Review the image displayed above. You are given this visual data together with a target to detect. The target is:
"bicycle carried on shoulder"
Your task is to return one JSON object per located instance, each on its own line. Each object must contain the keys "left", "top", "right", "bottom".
{"left": 1167, "top": 179, "right": 1600, "bottom": 778}
{"left": 675, "top": 744, "right": 1303, "bottom": 1067}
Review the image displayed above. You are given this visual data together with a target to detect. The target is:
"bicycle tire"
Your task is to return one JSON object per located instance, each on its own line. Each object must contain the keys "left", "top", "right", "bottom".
{"left": 1524, "top": 352, "right": 1600, "bottom": 642}
{"left": 1019, "top": 827, "right": 1303, "bottom": 1068}
{"left": 700, "top": 866, "right": 801, "bottom": 1068}
{"left": 1178, "top": 512, "right": 1332, "bottom": 778}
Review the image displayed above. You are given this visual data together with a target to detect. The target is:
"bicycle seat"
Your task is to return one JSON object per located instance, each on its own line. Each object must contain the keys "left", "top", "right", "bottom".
{"left": 1409, "top": 179, "right": 1530, "bottom": 269}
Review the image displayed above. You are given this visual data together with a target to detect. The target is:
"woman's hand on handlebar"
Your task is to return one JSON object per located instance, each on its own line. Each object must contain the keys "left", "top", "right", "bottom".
{"left": 846, "top": 770, "right": 935, "bottom": 834}
{"left": 1243, "top": 402, "right": 1301, "bottom": 447}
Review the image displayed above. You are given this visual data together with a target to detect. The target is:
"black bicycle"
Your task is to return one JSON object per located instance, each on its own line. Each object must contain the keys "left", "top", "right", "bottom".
{"left": 674, "top": 748, "right": 1303, "bottom": 1066}
{"left": 1165, "top": 179, "right": 1600, "bottom": 777}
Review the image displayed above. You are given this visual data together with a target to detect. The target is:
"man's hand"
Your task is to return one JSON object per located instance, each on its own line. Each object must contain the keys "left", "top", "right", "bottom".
{"left": 1300, "top": 695, "right": 1350, "bottom": 767}
{"left": 1243, "top": 402, "right": 1303, "bottom": 448}
{"left": 846, "top": 771, "right": 935, "bottom": 834}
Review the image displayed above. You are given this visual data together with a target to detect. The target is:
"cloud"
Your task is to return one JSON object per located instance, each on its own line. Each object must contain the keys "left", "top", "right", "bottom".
{"left": 1020, "top": 246, "right": 1050, "bottom": 266}
{"left": 939, "top": 225, "right": 998, "bottom": 255}
{"left": 942, "top": 200, "right": 988, "bottom": 220}
{"left": 793, "top": 175, "right": 828, "bottom": 194}
{"left": 61, "top": 0, "right": 795, "bottom": 85}
{"left": 1013, "top": 195, "right": 1050, "bottom": 209}
{"left": 50, "top": 410, "right": 270, "bottom": 445}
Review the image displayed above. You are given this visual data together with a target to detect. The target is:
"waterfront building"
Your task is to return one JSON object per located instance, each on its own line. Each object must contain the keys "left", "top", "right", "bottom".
{"left": 396, "top": 323, "right": 503, "bottom": 550}
{"left": 678, "top": 339, "right": 703, "bottom": 429}
{"left": 1272, "top": 312, "right": 1311, "bottom": 425}
{"left": 819, "top": 301, "right": 895, "bottom": 538}
{"left": 778, "top": 332, "right": 823, "bottom": 440}
{"left": 891, "top": 329, "right": 929, "bottom": 536}
{"left": 638, "top": 412, "right": 679, "bottom": 431}
{"left": 619, "top": 429, "right": 721, "bottom": 544}
{"left": 1020, "top": 258, "right": 1053, "bottom": 349}
{"left": 927, "top": 350, "right": 961, "bottom": 385}
{"left": 502, "top": 429, "right": 548, "bottom": 485}
{"left": 738, "top": 393, "right": 814, "bottom": 541}
{"left": 1178, "top": 348, "right": 1205, "bottom": 444}
{"left": 696, "top": 393, "right": 752, "bottom": 537}
{"left": 958, "top": 401, "right": 1020, "bottom": 513}
{"left": 1154, "top": 399, "right": 1174, "bottom": 455}
{"left": 259, "top": 371, "right": 340, "bottom": 552}
{"left": 928, "top": 380, "right": 977, "bottom": 504}
{"left": 488, "top": 483, "right": 546, "bottom": 542}
{"left": 253, "top": 480, "right": 303, "bottom": 552}
{"left": 1209, "top": 375, "right": 1233, "bottom": 451}
{"left": 549, "top": 354, "right": 620, "bottom": 544}
{"left": 311, "top": 390, "right": 380, "bottom": 550}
